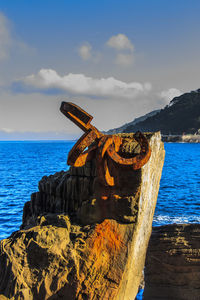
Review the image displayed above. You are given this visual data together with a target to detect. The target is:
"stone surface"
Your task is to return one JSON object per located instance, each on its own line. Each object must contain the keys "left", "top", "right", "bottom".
{"left": 0, "top": 132, "right": 165, "bottom": 300}
{"left": 143, "top": 224, "right": 200, "bottom": 300}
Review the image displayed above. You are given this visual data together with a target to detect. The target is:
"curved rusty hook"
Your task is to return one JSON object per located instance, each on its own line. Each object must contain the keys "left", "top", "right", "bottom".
{"left": 96, "top": 136, "right": 115, "bottom": 186}
{"left": 106, "top": 131, "right": 151, "bottom": 170}
{"left": 67, "top": 130, "right": 99, "bottom": 167}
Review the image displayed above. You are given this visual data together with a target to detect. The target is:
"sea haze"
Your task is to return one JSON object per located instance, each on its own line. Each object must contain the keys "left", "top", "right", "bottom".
{"left": 0, "top": 141, "right": 199, "bottom": 240}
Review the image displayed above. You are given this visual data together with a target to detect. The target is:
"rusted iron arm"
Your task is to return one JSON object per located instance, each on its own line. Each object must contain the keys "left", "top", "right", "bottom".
{"left": 60, "top": 102, "right": 101, "bottom": 137}
{"left": 60, "top": 102, "right": 102, "bottom": 166}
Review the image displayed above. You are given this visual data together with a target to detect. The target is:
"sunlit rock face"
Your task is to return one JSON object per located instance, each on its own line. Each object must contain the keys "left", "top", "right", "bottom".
{"left": 143, "top": 224, "right": 200, "bottom": 300}
{"left": 0, "top": 132, "right": 164, "bottom": 300}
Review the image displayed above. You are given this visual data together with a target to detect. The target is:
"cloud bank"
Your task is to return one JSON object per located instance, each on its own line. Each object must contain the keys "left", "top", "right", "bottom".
{"left": 20, "top": 69, "right": 152, "bottom": 98}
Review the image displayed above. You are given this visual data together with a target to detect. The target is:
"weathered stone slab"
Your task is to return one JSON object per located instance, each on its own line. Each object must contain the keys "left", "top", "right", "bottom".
{"left": 0, "top": 132, "right": 164, "bottom": 300}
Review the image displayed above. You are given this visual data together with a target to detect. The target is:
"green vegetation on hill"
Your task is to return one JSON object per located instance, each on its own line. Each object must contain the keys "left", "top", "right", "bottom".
{"left": 124, "top": 90, "right": 200, "bottom": 135}
{"left": 105, "top": 110, "right": 160, "bottom": 134}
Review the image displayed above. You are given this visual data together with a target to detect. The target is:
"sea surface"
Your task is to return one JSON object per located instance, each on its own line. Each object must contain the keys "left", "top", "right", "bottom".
{"left": 0, "top": 141, "right": 199, "bottom": 241}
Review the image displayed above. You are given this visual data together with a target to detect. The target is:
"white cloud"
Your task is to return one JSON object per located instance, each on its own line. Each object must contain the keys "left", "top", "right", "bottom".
{"left": 0, "top": 13, "right": 11, "bottom": 60}
{"left": 115, "top": 53, "right": 134, "bottom": 67}
{"left": 0, "top": 12, "right": 36, "bottom": 63}
{"left": 106, "top": 34, "right": 135, "bottom": 67}
{"left": 106, "top": 34, "right": 134, "bottom": 51}
{"left": 78, "top": 42, "right": 101, "bottom": 63}
{"left": 1, "top": 127, "right": 14, "bottom": 133}
{"left": 78, "top": 43, "right": 92, "bottom": 60}
{"left": 20, "top": 68, "right": 152, "bottom": 99}
{"left": 160, "top": 88, "right": 182, "bottom": 102}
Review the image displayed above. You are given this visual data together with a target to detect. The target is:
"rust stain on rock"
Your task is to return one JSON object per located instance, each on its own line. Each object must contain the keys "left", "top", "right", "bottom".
{"left": 88, "top": 219, "right": 123, "bottom": 259}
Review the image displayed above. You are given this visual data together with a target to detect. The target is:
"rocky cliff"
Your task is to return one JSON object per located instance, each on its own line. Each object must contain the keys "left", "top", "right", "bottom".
{"left": 125, "top": 89, "right": 200, "bottom": 135}
{"left": 0, "top": 132, "right": 165, "bottom": 300}
{"left": 106, "top": 89, "right": 200, "bottom": 135}
{"left": 143, "top": 224, "right": 200, "bottom": 300}
{"left": 105, "top": 110, "right": 160, "bottom": 135}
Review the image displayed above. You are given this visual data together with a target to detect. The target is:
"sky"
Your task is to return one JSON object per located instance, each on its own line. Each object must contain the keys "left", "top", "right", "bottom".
{"left": 0, "top": 0, "right": 200, "bottom": 140}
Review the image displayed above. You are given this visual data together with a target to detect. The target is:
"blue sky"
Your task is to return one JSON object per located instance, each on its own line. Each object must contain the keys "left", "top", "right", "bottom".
{"left": 0, "top": 0, "right": 200, "bottom": 139}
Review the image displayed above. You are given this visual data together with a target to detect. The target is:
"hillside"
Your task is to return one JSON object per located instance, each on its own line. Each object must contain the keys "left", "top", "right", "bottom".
{"left": 105, "top": 110, "right": 160, "bottom": 134}
{"left": 123, "top": 89, "right": 200, "bottom": 135}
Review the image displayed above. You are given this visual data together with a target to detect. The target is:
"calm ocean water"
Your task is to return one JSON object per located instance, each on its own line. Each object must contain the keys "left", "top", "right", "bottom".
{"left": 0, "top": 141, "right": 199, "bottom": 240}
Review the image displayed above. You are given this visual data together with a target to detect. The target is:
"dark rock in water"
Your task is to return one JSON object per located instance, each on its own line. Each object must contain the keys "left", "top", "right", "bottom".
{"left": 143, "top": 224, "right": 200, "bottom": 300}
{"left": 0, "top": 132, "right": 164, "bottom": 300}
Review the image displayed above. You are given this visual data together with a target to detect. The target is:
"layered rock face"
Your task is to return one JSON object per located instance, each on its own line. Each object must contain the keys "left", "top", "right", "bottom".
{"left": 143, "top": 224, "right": 200, "bottom": 300}
{"left": 0, "top": 132, "right": 165, "bottom": 300}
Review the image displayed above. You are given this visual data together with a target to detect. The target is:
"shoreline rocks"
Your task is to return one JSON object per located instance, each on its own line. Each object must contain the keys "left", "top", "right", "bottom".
{"left": 0, "top": 132, "right": 165, "bottom": 300}
{"left": 162, "top": 134, "right": 200, "bottom": 143}
{"left": 143, "top": 224, "right": 200, "bottom": 300}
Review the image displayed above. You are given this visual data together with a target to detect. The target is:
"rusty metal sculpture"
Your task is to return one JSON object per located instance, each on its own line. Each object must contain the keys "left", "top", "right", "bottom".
{"left": 60, "top": 102, "right": 151, "bottom": 187}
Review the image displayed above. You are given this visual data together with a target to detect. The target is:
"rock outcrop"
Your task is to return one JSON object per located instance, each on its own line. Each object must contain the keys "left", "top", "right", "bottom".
{"left": 143, "top": 224, "right": 200, "bottom": 300}
{"left": 0, "top": 132, "right": 165, "bottom": 300}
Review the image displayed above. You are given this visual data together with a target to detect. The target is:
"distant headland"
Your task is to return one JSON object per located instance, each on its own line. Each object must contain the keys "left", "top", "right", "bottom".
{"left": 106, "top": 88, "right": 200, "bottom": 142}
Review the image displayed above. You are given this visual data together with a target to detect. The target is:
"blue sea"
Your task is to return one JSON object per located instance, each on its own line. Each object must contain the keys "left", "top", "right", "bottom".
{"left": 0, "top": 142, "right": 199, "bottom": 241}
